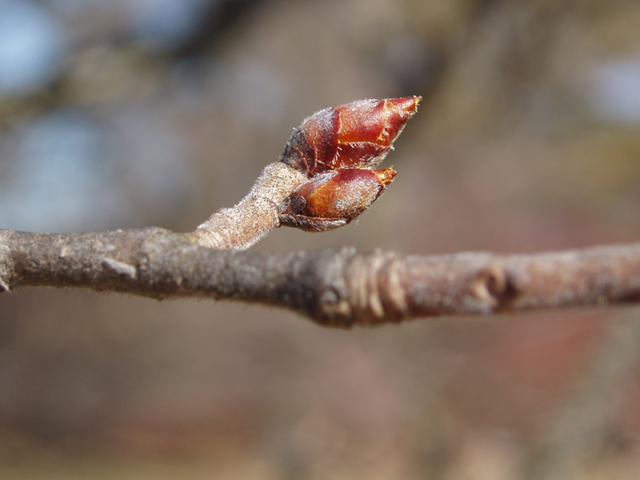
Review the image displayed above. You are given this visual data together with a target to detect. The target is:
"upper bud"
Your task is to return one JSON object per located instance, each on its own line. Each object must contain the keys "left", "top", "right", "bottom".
{"left": 280, "top": 96, "right": 421, "bottom": 176}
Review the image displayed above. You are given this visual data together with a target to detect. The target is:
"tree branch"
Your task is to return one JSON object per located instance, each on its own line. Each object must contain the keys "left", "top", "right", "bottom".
{"left": 2, "top": 97, "right": 638, "bottom": 327}
{"left": 1, "top": 228, "right": 639, "bottom": 328}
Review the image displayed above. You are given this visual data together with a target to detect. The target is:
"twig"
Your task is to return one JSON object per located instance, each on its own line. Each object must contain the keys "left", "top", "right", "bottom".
{"left": 1, "top": 228, "right": 639, "bottom": 328}
{"left": 189, "top": 96, "right": 421, "bottom": 248}
{"left": 187, "top": 162, "right": 308, "bottom": 249}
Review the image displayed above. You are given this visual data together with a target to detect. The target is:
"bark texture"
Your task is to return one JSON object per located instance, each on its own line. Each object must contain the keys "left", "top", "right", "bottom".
{"left": 1, "top": 228, "right": 639, "bottom": 328}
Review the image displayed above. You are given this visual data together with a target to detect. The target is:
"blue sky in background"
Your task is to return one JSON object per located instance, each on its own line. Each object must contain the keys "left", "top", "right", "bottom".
{"left": 0, "top": 0, "right": 67, "bottom": 97}
{"left": 0, "top": 0, "right": 205, "bottom": 231}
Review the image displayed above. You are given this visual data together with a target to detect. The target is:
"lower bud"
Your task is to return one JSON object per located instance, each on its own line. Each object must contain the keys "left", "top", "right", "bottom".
{"left": 278, "top": 168, "right": 396, "bottom": 232}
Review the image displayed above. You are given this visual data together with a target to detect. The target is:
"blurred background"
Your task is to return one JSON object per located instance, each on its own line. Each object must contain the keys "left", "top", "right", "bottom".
{"left": 1, "top": 0, "right": 640, "bottom": 478}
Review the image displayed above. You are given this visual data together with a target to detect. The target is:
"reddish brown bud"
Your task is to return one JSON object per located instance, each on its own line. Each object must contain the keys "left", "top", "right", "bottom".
{"left": 280, "top": 96, "right": 420, "bottom": 176}
{"left": 278, "top": 167, "right": 396, "bottom": 232}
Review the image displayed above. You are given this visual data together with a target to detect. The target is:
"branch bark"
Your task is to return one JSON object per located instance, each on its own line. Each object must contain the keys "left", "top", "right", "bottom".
{"left": 1, "top": 228, "right": 639, "bottom": 328}
{"left": 1, "top": 97, "right": 638, "bottom": 327}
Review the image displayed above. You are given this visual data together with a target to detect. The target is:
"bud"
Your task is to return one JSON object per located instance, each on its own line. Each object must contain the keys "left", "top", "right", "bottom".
{"left": 280, "top": 96, "right": 421, "bottom": 176}
{"left": 278, "top": 168, "right": 396, "bottom": 232}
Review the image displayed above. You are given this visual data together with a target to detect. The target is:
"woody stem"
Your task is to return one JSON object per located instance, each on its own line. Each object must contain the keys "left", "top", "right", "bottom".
{"left": 186, "top": 162, "right": 307, "bottom": 249}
